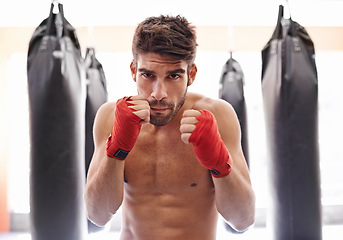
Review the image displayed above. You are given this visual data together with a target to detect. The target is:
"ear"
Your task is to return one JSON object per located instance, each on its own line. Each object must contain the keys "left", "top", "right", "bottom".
{"left": 130, "top": 60, "right": 136, "bottom": 82}
{"left": 188, "top": 64, "right": 197, "bottom": 86}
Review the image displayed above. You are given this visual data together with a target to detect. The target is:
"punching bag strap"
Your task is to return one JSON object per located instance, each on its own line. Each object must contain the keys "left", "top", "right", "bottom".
{"left": 272, "top": 5, "right": 284, "bottom": 40}
{"left": 41, "top": 3, "right": 59, "bottom": 51}
{"left": 219, "top": 52, "right": 234, "bottom": 86}
{"left": 45, "top": 2, "right": 65, "bottom": 36}
{"left": 271, "top": 4, "right": 297, "bottom": 39}
{"left": 287, "top": 15, "right": 297, "bottom": 38}
{"left": 45, "top": 2, "right": 65, "bottom": 38}
{"left": 46, "top": 3, "right": 55, "bottom": 36}
{"left": 228, "top": 52, "right": 234, "bottom": 72}
{"left": 57, "top": 3, "right": 68, "bottom": 37}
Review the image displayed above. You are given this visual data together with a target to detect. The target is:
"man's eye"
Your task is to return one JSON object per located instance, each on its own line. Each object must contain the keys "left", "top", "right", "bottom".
{"left": 169, "top": 74, "right": 180, "bottom": 80}
{"left": 142, "top": 73, "right": 153, "bottom": 78}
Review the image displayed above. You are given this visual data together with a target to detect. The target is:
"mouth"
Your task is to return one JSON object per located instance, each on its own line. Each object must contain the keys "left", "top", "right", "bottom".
{"left": 151, "top": 107, "right": 170, "bottom": 112}
{"left": 149, "top": 99, "right": 174, "bottom": 114}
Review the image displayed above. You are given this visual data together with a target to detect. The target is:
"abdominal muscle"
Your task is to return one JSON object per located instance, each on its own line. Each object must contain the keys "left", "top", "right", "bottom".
{"left": 119, "top": 149, "right": 219, "bottom": 240}
{"left": 119, "top": 187, "right": 218, "bottom": 240}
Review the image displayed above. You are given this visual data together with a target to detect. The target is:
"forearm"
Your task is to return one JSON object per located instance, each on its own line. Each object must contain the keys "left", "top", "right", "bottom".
{"left": 213, "top": 168, "right": 255, "bottom": 232}
{"left": 84, "top": 155, "right": 125, "bottom": 226}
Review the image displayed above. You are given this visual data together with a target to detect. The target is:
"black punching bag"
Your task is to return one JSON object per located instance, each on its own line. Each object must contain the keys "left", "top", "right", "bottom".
{"left": 84, "top": 47, "right": 108, "bottom": 233}
{"left": 261, "top": 5, "right": 321, "bottom": 240}
{"left": 84, "top": 47, "right": 107, "bottom": 177}
{"left": 219, "top": 52, "right": 249, "bottom": 167}
{"left": 27, "top": 3, "right": 87, "bottom": 240}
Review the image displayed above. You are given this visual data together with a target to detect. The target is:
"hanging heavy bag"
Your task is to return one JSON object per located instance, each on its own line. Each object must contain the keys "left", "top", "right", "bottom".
{"left": 261, "top": 5, "right": 321, "bottom": 240}
{"left": 84, "top": 47, "right": 108, "bottom": 233}
{"left": 84, "top": 47, "right": 107, "bottom": 177}
{"left": 219, "top": 53, "right": 249, "bottom": 167}
{"left": 27, "top": 3, "right": 87, "bottom": 240}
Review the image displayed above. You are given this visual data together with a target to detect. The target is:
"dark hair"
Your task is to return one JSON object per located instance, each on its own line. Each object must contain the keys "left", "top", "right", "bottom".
{"left": 132, "top": 15, "right": 198, "bottom": 67}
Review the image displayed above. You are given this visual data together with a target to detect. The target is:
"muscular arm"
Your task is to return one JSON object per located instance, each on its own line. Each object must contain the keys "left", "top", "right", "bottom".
{"left": 84, "top": 102, "right": 125, "bottom": 226}
{"left": 84, "top": 96, "right": 149, "bottom": 226}
{"left": 210, "top": 100, "right": 255, "bottom": 231}
{"left": 181, "top": 98, "right": 255, "bottom": 232}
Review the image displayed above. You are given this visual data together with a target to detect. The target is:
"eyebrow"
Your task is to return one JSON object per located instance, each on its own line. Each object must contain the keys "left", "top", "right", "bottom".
{"left": 167, "top": 69, "right": 186, "bottom": 75}
{"left": 138, "top": 68, "right": 186, "bottom": 75}
{"left": 138, "top": 68, "right": 154, "bottom": 74}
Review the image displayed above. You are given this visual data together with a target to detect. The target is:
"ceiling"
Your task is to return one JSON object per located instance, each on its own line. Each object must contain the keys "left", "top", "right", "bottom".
{"left": 0, "top": 0, "right": 342, "bottom": 27}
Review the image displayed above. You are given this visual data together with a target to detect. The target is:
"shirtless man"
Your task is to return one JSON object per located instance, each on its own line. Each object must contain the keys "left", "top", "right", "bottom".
{"left": 84, "top": 15, "right": 255, "bottom": 240}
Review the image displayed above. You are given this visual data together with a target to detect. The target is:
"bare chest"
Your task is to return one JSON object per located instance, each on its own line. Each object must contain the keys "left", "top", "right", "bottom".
{"left": 124, "top": 128, "right": 211, "bottom": 194}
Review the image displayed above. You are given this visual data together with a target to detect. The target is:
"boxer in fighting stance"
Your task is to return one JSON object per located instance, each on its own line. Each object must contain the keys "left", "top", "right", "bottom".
{"left": 84, "top": 15, "right": 255, "bottom": 240}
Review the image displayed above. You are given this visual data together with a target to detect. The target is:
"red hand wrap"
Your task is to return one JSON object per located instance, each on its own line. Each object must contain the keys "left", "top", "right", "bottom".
{"left": 106, "top": 97, "right": 142, "bottom": 160}
{"left": 189, "top": 110, "right": 232, "bottom": 178}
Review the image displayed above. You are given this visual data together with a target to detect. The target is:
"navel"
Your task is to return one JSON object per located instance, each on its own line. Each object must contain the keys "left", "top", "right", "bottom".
{"left": 190, "top": 183, "right": 197, "bottom": 187}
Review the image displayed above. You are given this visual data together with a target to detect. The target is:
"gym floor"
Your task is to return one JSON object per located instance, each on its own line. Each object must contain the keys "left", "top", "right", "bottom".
{"left": 0, "top": 225, "right": 342, "bottom": 240}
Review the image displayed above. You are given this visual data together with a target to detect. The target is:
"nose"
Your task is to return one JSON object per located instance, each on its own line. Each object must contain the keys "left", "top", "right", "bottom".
{"left": 151, "top": 79, "right": 167, "bottom": 101}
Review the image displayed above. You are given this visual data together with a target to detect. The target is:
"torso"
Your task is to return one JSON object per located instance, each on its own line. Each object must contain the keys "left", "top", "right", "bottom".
{"left": 119, "top": 93, "right": 219, "bottom": 240}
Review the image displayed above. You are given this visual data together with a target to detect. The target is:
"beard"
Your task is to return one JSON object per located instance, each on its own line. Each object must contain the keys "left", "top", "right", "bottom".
{"left": 148, "top": 88, "right": 187, "bottom": 126}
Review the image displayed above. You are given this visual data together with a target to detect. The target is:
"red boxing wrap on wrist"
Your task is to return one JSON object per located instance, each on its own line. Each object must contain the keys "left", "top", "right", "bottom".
{"left": 189, "top": 110, "right": 232, "bottom": 178}
{"left": 106, "top": 97, "right": 142, "bottom": 160}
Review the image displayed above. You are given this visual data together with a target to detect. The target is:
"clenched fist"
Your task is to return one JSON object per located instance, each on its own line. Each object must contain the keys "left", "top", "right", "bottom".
{"left": 180, "top": 109, "right": 201, "bottom": 144}
{"left": 106, "top": 96, "right": 150, "bottom": 160}
{"left": 128, "top": 95, "right": 151, "bottom": 124}
{"left": 180, "top": 109, "right": 232, "bottom": 178}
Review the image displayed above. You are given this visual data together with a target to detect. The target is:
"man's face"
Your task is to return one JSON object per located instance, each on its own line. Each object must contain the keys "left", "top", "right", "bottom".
{"left": 131, "top": 53, "right": 196, "bottom": 126}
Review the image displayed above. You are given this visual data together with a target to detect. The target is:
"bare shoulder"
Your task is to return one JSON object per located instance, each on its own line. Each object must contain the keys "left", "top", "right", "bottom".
{"left": 97, "top": 101, "right": 116, "bottom": 116}
{"left": 189, "top": 92, "right": 236, "bottom": 120}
